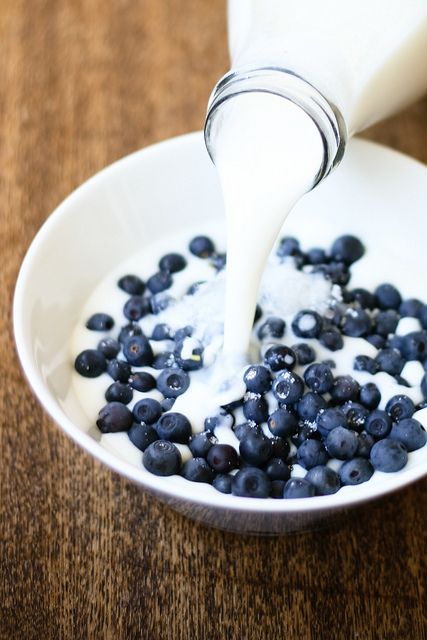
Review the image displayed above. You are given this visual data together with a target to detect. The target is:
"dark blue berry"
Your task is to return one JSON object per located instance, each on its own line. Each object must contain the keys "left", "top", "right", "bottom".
{"left": 174, "top": 325, "right": 193, "bottom": 341}
{"left": 159, "top": 252, "right": 187, "bottom": 273}
{"left": 74, "top": 349, "right": 106, "bottom": 378}
{"left": 387, "top": 334, "right": 404, "bottom": 352}
{"left": 370, "top": 439, "right": 408, "bottom": 472}
{"left": 272, "top": 370, "right": 304, "bottom": 404}
{"left": 351, "top": 288, "right": 376, "bottom": 309}
{"left": 128, "top": 422, "right": 158, "bottom": 451}
{"left": 129, "top": 371, "right": 156, "bottom": 392}
{"left": 97, "top": 337, "right": 120, "bottom": 359}
{"left": 297, "top": 439, "right": 329, "bottom": 469}
{"left": 267, "top": 409, "right": 298, "bottom": 438}
{"left": 143, "top": 440, "right": 182, "bottom": 476}
{"left": 270, "top": 436, "right": 290, "bottom": 460}
{"left": 291, "top": 310, "right": 323, "bottom": 339}
{"left": 86, "top": 313, "right": 114, "bottom": 331}
{"left": 243, "top": 394, "right": 269, "bottom": 423}
{"left": 339, "top": 458, "right": 374, "bottom": 485}
{"left": 146, "top": 270, "right": 173, "bottom": 294}
{"left": 239, "top": 431, "right": 272, "bottom": 466}
{"left": 341, "top": 402, "right": 368, "bottom": 432}
{"left": 189, "top": 431, "right": 217, "bottom": 458}
{"left": 118, "top": 322, "right": 143, "bottom": 344}
{"left": 385, "top": 394, "right": 415, "bottom": 422}
{"left": 400, "top": 331, "right": 427, "bottom": 361}
{"left": 365, "top": 409, "right": 392, "bottom": 438}
{"left": 210, "top": 252, "right": 227, "bottom": 271}
{"left": 283, "top": 477, "right": 315, "bottom": 498}
{"left": 375, "top": 283, "right": 402, "bottom": 310}
{"left": 353, "top": 355, "right": 378, "bottom": 374}
{"left": 304, "top": 363, "right": 334, "bottom": 394}
{"left": 276, "top": 236, "right": 301, "bottom": 258}
{"left": 356, "top": 432, "right": 375, "bottom": 458}
{"left": 161, "top": 397, "right": 175, "bottom": 411}
{"left": 189, "top": 235, "right": 215, "bottom": 258}
{"left": 174, "top": 337, "right": 204, "bottom": 371}
{"left": 399, "top": 298, "right": 423, "bottom": 318}
{"left": 105, "top": 382, "right": 133, "bottom": 404}
{"left": 207, "top": 444, "right": 239, "bottom": 473}
{"left": 375, "top": 348, "right": 404, "bottom": 375}
{"left": 330, "top": 235, "right": 364, "bottom": 265}
{"left": 342, "top": 308, "right": 372, "bottom": 337}
{"left": 422, "top": 374, "right": 427, "bottom": 399}
{"left": 319, "top": 327, "right": 344, "bottom": 351}
{"left": 264, "top": 345, "right": 296, "bottom": 371}
{"left": 157, "top": 368, "right": 190, "bottom": 398}
{"left": 263, "top": 457, "right": 291, "bottom": 481}
{"left": 291, "top": 423, "right": 321, "bottom": 447}
{"left": 132, "top": 398, "right": 162, "bottom": 424}
{"left": 330, "top": 375, "right": 360, "bottom": 404}
{"left": 152, "top": 351, "right": 176, "bottom": 369}
{"left": 326, "top": 426, "right": 358, "bottom": 459}
{"left": 419, "top": 305, "right": 427, "bottom": 329}
{"left": 186, "top": 281, "right": 206, "bottom": 295}
{"left": 151, "top": 323, "right": 174, "bottom": 341}
{"left": 96, "top": 402, "right": 133, "bottom": 433}
{"left": 150, "top": 293, "right": 174, "bottom": 315}
{"left": 374, "top": 310, "right": 399, "bottom": 337}
{"left": 253, "top": 304, "right": 263, "bottom": 324}
{"left": 366, "top": 334, "right": 386, "bottom": 349}
{"left": 316, "top": 407, "right": 347, "bottom": 437}
{"left": 123, "top": 295, "right": 151, "bottom": 321}
{"left": 181, "top": 458, "right": 215, "bottom": 483}
{"left": 233, "top": 422, "right": 262, "bottom": 441}
{"left": 305, "top": 465, "right": 340, "bottom": 495}
{"left": 122, "top": 334, "right": 153, "bottom": 366}
{"left": 359, "top": 382, "right": 381, "bottom": 409}
{"left": 270, "top": 480, "right": 286, "bottom": 498}
{"left": 213, "top": 474, "right": 232, "bottom": 494}
{"left": 118, "top": 274, "right": 145, "bottom": 295}
{"left": 292, "top": 343, "right": 316, "bottom": 365}
{"left": 232, "top": 467, "right": 271, "bottom": 498}
{"left": 204, "top": 410, "right": 235, "bottom": 431}
{"left": 297, "top": 393, "right": 327, "bottom": 421}
{"left": 389, "top": 418, "right": 427, "bottom": 451}
{"left": 257, "top": 316, "right": 286, "bottom": 341}
{"left": 243, "top": 365, "right": 272, "bottom": 394}
{"left": 314, "top": 262, "right": 350, "bottom": 286}
{"left": 156, "top": 412, "right": 192, "bottom": 443}
{"left": 306, "top": 247, "right": 327, "bottom": 265}
{"left": 106, "top": 358, "right": 131, "bottom": 382}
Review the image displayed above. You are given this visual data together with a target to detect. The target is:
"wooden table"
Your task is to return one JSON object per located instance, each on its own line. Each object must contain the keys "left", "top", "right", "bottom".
{"left": 1, "top": 2, "right": 427, "bottom": 638}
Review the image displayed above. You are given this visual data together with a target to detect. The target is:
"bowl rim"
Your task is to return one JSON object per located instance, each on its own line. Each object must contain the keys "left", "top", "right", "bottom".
{"left": 13, "top": 130, "right": 427, "bottom": 514}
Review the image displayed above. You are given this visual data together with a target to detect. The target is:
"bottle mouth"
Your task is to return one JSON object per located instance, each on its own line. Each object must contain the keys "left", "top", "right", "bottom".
{"left": 204, "top": 66, "right": 347, "bottom": 188}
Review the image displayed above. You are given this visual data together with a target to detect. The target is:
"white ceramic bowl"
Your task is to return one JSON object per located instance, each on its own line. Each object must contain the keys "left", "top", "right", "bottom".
{"left": 14, "top": 132, "right": 427, "bottom": 534}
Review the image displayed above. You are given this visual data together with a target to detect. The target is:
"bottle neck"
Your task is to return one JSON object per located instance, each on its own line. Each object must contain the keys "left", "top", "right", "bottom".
{"left": 204, "top": 66, "right": 347, "bottom": 188}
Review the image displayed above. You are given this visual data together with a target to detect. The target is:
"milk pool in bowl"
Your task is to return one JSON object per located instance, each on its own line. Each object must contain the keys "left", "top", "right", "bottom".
{"left": 13, "top": 132, "right": 427, "bottom": 534}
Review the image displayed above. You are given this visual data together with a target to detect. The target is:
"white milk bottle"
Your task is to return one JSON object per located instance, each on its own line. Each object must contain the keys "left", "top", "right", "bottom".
{"left": 204, "top": 0, "right": 427, "bottom": 357}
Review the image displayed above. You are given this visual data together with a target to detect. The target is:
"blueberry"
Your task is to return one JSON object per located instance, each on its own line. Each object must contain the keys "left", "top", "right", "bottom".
{"left": 151, "top": 323, "right": 174, "bottom": 341}
{"left": 374, "top": 310, "right": 399, "bottom": 337}
{"left": 106, "top": 358, "right": 131, "bottom": 382}
{"left": 129, "top": 371, "right": 156, "bottom": 392}
{"left": 181, "top": 458, "right": 215, "bottom": 484}
{"left": 118, "top": 274, "right": 145, "bottom": 295}
{"left": 213, "top": 474, "right": 232, "bottom": 494}
{"left": 189, "top": 235, "right": 215, "bottom": 258}
{"left": 132, "top": 398, "right": 162, "bottom": 424}
{"left": 243, "top": 365, "right": 272, "bottom": 394}
{"left": 339, "top": 458, "right": 374, "bottom": 485}
{"left": 370, "top": 439, "right": 408, "bottom": 472}
{"left": 239, "top": 431, "right": 273, "bottom": 466}
{"left": 174, "top": 337, "right": 204, "bottom": 371}
{"left": 207, "top": 444, "right": 239, "bottom": 473}
{"left": 316, "top": 407, "right": 347, "bottom": 437}
{"left": 158, "top": 252, "right": 187, "bottom": 273}
{"left": 174, "top": 325, "right": 193, "bottom": 341}
{"left": 157, "top": 368, "right": 190, "bottom": 398}
{"left": 118, "top": 322, "right": 143, "bottom": 344}
{"left": 304, "top": 363, "right": 334, "bottom": 394}
{"left": 267, "top": 409, "right": 298, "bottom": 438}
{"left": 399, "top": 298, "right": 423, "bottom": 318}
{"left": 122, "top": 335, "right": 153, "bottom": 367}
{"left": 400, "top": 331, "right": 427, "bottom": 361}
{"left": 330, "top": 235, "right": 365, "bottom": 265}
{"left": 233, "top": 422, "right": 262, "bottom": 441}
{"left": 359, "top": 382, "right": 381, "bottom": 410}
{"left": 276, "top": 236, "right": 301, "bottom": 258}
{"left": 330, "top": 375, "right": 360, "bottom": 404}
{"left": 366, "top": 334, "right": 386, "bottom": 350}
{"left": 270, "top": 436, "right": 290, "bottom": 460}
{"left": 152, "top": 351, "right": 176, "bottom": 369}
{"left": 342, "top": 308, "right": 372, "bottom": 337}
{"left": 305, "top": 465, "right": 340, "bottom": 495}
{"left": 146, "top": 270, "right": 173, "bottom": 294}
{"left": 356, "top": 432, "right": 375, "bottom": 458}
{"left": 272, "top": 371, "right": 304, "bottom": 404}
{"left": 97, "top": 337, "right": 120, "bottom": 359}
{"left": 243, "top": 394, "right": 269, "bottom": 423}
{"left": 123, "top": 295, "right": 151, "bottom": 321}
{"left": 156, "top": 412, "right": 192, "bottom": 443}
{"left": 253, "top": 304, "right": 263, "bottom": 324}
{"left": 186, "top": 281, "right": 206, "bottom": 295}
{"left": 319, "top": 327, "right": 344, "bottom": 351}
{"left": 128, "top": 422, "right": 158, "bottom": 451}
{"left": 291, "top": 423, "right": 321, "bottom": 447}
{"left": 292, "top": 343, "right": 316, "bottom": 365}
{"left": 161, "top": 397, "right": 175, "bottom": 411}
{"left": 325, "top": 426, "right": 358, "bottom": 460}
{"left": 150, "top": 293, "right": 174, "bottom": 315}
{"left": 375, "top": 348, "right": 404, "bottom": 375}
{"left": 365, "top": 409, "right": 392, "bottom": 439}
{"left": 341, "top": 402, "right": 368, "bottom": 432}
{"left": 419, "top": 305, "right": 427, "bottom": 329}
{"left": 387, "top": 334, "right": 404, "bottom": 352}
{"left": 105, "top": 382, "right": 133, "bottom": 404}
{"left": 297, "top": 439, "right": 329, "bottom": 469}
{"left": 264, "top": 345, "right": 296, "bottom": 371}
{"left": 283, "top": 477, "right": 315, "bottom": 498}
{"left": 210, "top": 252, "right": 227, "bottom": 271}
{"left": 270, "top": 480, "right": 286, "bottom": 498}
{"left": 291, "top": 310, "right": 323, "bottom": 339}
{"left": 353, "top": 355, "right": 378, "bottom": 374}
{"left": 85, "top": 312, "right": 114, "bottom": 331}
{"left": 257, "top": 316, "right": 286, "bottom": 341}
{"left": 96, "top": 402, "right": 133, "bottom": 433}
{"left": 306, "top": 247, "right": 327, "bottom": 265}
{"left": 422, "top": 374, "right": 427, "bottom": 399}
{"left": 143, "top": 440, "right": 182, "bottom": 476}
{"left": 74, "top": 349, "right": 107, "bottom": 378}
{"left": 314, "top": 262, "right": 350, "bottom": 286}
{"left": 385, "top": 394, "right": 415, "bottom": 422}
{"left": 189, "top": 431, "right": 217, "bottom": 458}
{"left": 204, "top": 410, "right": 235, "bottom": 432}
{"left": 263, "top": 457, "right": 291, "bottom": 481}
{"left": 375, "top": 283, "right": 402, "bottom": 310}
{"left": 351, "top": 288, "right": 376, "bottom": 309}
{"left": 389, "top": 417, "right": 427, "bottom": 451}
{"left": 297, "top": 393, "right": 327, "bottom": 421}
{"left": 231, "top": 467, "right": 271, "bottom": 498}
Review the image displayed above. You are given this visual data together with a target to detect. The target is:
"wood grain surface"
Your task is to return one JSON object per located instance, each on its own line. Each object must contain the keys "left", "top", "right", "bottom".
{"left": 1, "top": 1, "right": 427, "bottom": 638}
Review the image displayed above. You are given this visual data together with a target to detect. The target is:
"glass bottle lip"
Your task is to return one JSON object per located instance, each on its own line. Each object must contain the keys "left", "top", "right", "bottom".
{"left": 204, "top": 66, "right": 347, "bottom": 187}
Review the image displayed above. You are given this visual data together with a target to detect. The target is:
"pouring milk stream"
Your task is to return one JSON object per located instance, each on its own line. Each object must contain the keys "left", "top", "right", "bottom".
{"left": 205, "top": 0, "right": 427, "bottom": 360}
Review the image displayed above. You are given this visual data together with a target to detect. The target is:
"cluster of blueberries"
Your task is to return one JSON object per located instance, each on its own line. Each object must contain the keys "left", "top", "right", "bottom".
{"left": 74, "top": 233, "right": 427, "bottom": 499}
